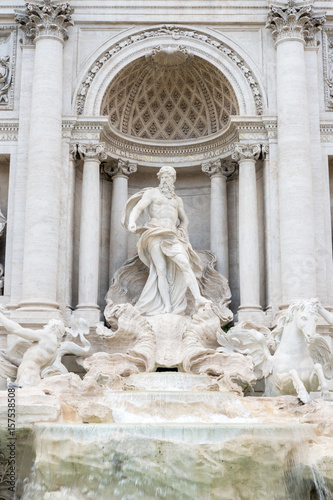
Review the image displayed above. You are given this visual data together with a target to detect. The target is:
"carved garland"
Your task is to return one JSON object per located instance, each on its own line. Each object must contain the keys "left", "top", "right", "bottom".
{"left": 323, "top": 31, "right": 333, "bottom": 111}
{"left": 0, "top": 27, "right": 17, "bottom": 111}
{"left": 76, "top": 25, "right": 264, "bottom": 116}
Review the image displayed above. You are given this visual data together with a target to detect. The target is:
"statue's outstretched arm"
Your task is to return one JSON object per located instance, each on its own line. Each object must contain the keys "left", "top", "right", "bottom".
{"left": 0, "top": 307, "right": 40, "bottom": 341}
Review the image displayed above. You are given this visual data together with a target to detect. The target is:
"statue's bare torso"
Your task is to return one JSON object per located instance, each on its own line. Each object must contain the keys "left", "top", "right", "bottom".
{"left": 146, "top": 188, "right": 181, "bottom": 228}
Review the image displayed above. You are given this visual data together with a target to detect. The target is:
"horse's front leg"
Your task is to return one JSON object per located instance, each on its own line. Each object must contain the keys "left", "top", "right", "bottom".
{"left": 288, "top": 369, "right": 311, "bottom": 404}
{"left": 310, "top": 363, "right": 330, "bottom": 399}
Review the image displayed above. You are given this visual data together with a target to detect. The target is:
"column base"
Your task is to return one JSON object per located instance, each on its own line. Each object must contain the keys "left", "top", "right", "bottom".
{"left": 74, "top": 304, "right": 101, "bottom": 326}
{"left": 12, "top": 299, "right": 63, "bottom": 325}
{"left": 237, "top": 305, "right": 267, "bottom": 325}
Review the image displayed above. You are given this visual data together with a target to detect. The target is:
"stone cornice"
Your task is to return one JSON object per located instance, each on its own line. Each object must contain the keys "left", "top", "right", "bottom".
{"left": 0, "top": 121, "right": 19, "bottom": 142}
{"left": 60, "top": 116, "right": 271, "bottom": 167}
{"left": 320, "top": 123, "right": 333, "bottom": 143}
{"left": 15, "top": 0, "right": 74, "bottom": 44}
{"left": 266, "top": 1, "right": 326, "bottom": 45}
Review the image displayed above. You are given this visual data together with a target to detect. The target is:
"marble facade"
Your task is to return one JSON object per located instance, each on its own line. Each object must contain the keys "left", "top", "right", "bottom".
{"left": 0, "top": 0, "right": 332, "bottom": 344}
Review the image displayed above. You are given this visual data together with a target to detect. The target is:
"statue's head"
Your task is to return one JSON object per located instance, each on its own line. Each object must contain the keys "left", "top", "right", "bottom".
{"left": 157, "top": 165, "right": 176, "bottom": 182}
{"left": 45, "top": 319, "right": 66, "bottom": 342}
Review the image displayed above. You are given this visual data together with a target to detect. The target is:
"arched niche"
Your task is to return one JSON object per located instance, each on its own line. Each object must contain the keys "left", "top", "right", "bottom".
{"left": 73, "top": 25, "right": 267, "bottom": 120}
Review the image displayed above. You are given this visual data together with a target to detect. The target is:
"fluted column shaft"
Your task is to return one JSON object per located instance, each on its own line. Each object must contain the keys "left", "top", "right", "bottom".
{"left": 109, "top": 160, "right": 137, "bottom": 282}
{"left": 267, "top": 1, "right": 325, "bottom": 305}
{"left": 76, "top": 143, "right": 106, "bottom": 324}
{"left": 7, "top": 44, "right": 34, "bottom": 310}
{"left": 233, "top": 144, "right": 262, "bottom": 319}
{"left": 202, "top": 159, "right": 235, "bottom": 277}
{"left": 15, "top": 1, "right": 74, "bottom": 319}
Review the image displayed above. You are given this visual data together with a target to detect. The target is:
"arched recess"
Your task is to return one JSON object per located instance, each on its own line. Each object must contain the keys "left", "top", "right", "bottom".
{"left": 72, "top": 25, "right": 267, "bottom": 119}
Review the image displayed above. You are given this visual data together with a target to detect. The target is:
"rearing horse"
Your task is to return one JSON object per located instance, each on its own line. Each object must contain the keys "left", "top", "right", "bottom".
{"left": 218, "top": 299, "right": 333, "bottom": 403}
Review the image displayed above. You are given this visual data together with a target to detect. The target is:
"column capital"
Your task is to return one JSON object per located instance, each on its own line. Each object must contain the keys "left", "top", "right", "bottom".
{"left": 15, "top": 0, "right": 74, "bottom": 44}
{"left": 266, "top": 1, "right": 325, "bottom": 45}
{"left": 77, "top": 143, "right": 107, "bottom": 162}
{"left": 232, "top": 144, "right": 261, "bottom": 162}
{"left": 201, "top": 159, "right": 236, "bottom": 179}
{"left": 112, "top": 159, "right": 138, "bottom": 178}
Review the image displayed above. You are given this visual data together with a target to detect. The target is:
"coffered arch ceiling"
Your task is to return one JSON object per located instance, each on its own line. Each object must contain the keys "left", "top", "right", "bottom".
{"left": 101, "top": 52, "right": 239, "bottom": 142}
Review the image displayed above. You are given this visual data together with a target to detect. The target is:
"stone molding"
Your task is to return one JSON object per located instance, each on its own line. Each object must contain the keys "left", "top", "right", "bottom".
{"left": 266, "top": 1, "right": 325, "bottom": 45}
{"left": 201, "top": 159, "right": 236, "bottom": 179}
{"left": 61, "top": 118, "right": 270, "bottom": 168}
{"left": 76, "top": 25, "right": 264, "bottom": 116}
{"left": 77, "top": 143, "right": 107, "bottom": 162}
{"left": 64, "top": 119, "right": 107, "bottom": 143}
{"left": 232, "top": 143, "right": 261, "bottom": 162}
{"left": 320, "top": 123, "right": 333, "bottom": 143}
{"left": 15, "top": 0, "right": 74, "bottom": 44}
{"left": 0, "top": 122, "right": 19, "bottom": 142}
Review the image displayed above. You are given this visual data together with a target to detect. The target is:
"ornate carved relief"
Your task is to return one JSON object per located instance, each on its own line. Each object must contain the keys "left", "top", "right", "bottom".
{"left": 0, "top": 123, "right": 19, "bottom": 142}
{"left": 77, "top": 143, "right": 107, "bottom": 162}
{"left": 0, "top": 29, "right": 17, "bottom": 110}
{"left": 266, "top": 1, "right": 325, "bottom": 44}
{"left": 148, "top": 45, "right": 190, "bottom": 66}
{"left": 101, "top": 55, "right": 238, "bottom": 142}
{"left": 15, "top": 0, "right": 74, "bottom": 43}
{"left": 76, "top": 25, "right": 264, "bottom": 116}
{"left": 103, "top": 159, "right": 138, "bottom": 179}
{"left": 320, "top": 123, "right": 333, "bottom": 143}
{"left": 201, "top": 158, "right": 237, "bottom": 178}
{"left": 232, "top": 143, "right": 261, "bottom": 162}
{"left": 323, "top": 31, "right": 333, "bottom": 111}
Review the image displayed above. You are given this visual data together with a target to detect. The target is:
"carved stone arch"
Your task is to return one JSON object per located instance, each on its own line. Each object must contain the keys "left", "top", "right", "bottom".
{"left": 73, "top": 25, "right": 266, "bottom": 119}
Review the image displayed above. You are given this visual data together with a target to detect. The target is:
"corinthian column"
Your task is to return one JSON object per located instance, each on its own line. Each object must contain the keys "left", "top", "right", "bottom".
{"left": 109, "top": 160, "right": 137, "bottom": 282}
{"left": 76, "top": 143, "right": 107, "bottom": 325}
{"left": 202, "top": 159, "right": 235, "bottom": 278}
{"left": 267, "top": 1, "right": 325, "bottom": 306}
{"left": 15, "top": 1, "right": 74, "bottom": 321}
{"left": 233, "top": 144, "right": 263, "bottom": 321}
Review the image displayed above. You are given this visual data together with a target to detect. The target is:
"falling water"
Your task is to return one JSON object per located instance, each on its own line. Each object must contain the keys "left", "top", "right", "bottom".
{"left": 18, "top": 422, "right": 330, "bottom": 500}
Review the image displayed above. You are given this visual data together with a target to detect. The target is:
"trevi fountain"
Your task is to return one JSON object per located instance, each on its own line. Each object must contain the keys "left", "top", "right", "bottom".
{"left": 0, "top": 0, "right": 333, "bottom": 499}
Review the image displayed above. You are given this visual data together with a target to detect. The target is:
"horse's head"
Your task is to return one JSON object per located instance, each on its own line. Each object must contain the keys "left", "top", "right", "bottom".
{"left": 274, "top": 298, "right": 319, "bottom": 343}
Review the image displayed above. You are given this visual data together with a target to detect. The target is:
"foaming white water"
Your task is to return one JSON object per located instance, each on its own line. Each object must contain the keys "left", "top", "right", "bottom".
{"left": 19, "top": 422, "right": 331, "bottom": 500}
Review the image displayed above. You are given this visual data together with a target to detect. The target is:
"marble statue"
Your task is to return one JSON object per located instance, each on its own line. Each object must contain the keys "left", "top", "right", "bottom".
{"left": 218, "top": 299, "right": 333, "bottom": 403}
{"left": 122, "top": 165, "right": 211, "bottom": 315}
{"left": 0, "top": 307, "right": 91, "bottom": 387}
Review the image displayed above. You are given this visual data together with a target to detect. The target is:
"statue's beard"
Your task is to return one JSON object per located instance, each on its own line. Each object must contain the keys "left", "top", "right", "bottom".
{"left": 159, "top": 178, "right": 176, "bottom": 199}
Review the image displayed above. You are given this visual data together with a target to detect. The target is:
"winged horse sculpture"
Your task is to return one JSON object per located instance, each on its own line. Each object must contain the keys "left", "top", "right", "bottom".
{"left": 217, "top": 299, "right": 333, "bottom": 403}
